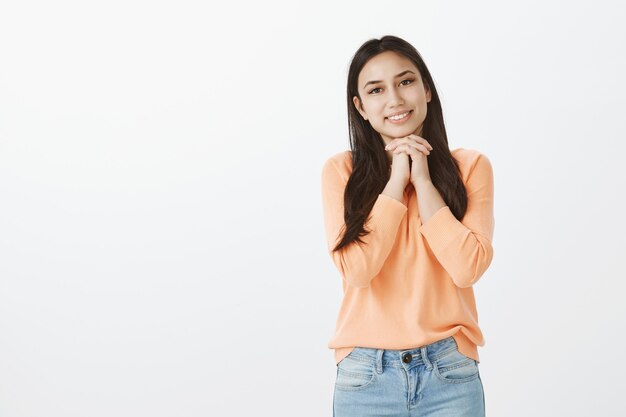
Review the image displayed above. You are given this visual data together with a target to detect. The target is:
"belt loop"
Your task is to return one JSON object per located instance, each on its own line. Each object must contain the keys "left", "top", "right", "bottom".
{"left": 420, "top": 345, "right": 433, "bottom": 370}
{"left": 375, "top": 349, "right": 384, "bottom": 374}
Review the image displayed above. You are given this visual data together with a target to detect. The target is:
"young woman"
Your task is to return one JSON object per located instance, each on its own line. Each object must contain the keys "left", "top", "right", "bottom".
{"left": 321, "top": 35, "right": 495, "bottom": 416}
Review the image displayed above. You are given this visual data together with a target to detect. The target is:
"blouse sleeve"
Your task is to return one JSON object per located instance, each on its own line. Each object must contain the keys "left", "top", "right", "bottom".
{"left": 321, "top": 157, "right": 408, "bottom": 288}
{"left": 418, "top": 152, "right": 495, "bottom": 288}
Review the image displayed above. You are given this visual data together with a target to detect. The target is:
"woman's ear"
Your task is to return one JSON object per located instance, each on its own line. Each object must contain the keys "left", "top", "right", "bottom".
{"left": 353, "top": 96, "right": 368, "bottom": 120}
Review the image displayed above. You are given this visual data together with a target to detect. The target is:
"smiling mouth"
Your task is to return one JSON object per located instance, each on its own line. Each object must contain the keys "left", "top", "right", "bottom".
{"left": 386, "top": 110, "right": 413, "bottom": 122}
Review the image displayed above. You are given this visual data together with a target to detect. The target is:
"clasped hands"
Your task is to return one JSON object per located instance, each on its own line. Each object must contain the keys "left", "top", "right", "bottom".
{"left": 384, "top": 134, "right": 434, "bottom": 185}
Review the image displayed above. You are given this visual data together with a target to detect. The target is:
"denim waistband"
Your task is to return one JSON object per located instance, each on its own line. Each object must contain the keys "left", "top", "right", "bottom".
{"left": 346, "top": 335, "right": 459, "bottom": 372}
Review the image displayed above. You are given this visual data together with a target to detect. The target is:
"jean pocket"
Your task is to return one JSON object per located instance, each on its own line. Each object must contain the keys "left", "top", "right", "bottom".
{"left": 335, "top": 355, "right": 376, "bottom": 391}
{"left": 432, "top": 348, "right": 479, "bottom": 384}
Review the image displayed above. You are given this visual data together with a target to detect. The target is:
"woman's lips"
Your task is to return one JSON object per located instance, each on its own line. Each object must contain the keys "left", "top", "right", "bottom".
{"left": 386, "top": 110, "right": 413, "bottom": 124}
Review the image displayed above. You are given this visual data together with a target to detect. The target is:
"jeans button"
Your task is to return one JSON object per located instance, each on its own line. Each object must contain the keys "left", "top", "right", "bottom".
{"left": 402, "top": 352, "right": 412, "bottom": 363}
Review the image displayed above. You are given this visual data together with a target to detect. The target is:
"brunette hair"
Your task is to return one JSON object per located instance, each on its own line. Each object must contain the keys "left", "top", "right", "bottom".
{"left": 332, "top": 35, "right": 467, "bottom": 252}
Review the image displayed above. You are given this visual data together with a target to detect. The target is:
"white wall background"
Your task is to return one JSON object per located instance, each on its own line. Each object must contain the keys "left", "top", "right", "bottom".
{"left": 1, "top": 0, "right": 625, "bottom": 416}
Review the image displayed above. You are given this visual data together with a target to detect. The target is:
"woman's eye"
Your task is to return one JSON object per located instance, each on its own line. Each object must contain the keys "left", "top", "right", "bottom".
{"left": 368, "top": 79, "right": 414, "bottom": 94}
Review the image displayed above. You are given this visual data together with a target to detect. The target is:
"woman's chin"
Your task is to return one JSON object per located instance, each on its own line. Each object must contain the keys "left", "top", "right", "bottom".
{"left": 385, "top": 125, "right": 419, "bottom": 138}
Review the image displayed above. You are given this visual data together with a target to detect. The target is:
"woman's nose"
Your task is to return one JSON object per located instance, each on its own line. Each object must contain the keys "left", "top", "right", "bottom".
{"left": 387, "top": 87, "right": 404, "bottom": 106}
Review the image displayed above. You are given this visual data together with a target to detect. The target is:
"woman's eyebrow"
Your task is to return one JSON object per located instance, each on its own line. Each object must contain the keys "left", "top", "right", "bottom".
{"left": 363, "top": 70, "right": 416, "bottom": 89}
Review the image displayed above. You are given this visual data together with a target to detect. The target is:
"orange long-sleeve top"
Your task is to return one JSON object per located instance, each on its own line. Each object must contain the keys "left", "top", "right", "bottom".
{"left": 321, "top": 147, "right": 495, "bottom": 366}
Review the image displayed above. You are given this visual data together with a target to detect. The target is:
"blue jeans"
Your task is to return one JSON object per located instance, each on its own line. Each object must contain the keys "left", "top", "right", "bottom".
{"left": 333, "top": 336, "right": 485, "bottom": 416}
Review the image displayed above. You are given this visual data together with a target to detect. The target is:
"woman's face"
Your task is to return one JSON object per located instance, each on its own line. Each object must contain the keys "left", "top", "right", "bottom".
{"left": 353, "top": 51, "right": 432, "bottom": 146}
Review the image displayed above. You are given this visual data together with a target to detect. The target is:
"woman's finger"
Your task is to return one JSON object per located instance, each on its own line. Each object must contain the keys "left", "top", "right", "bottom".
{"left": 393, "top": 142, "right": 430, "bottom": 155}
{"left": 407, "top": 134, "right": 433, "bottom": 150}
{"left": 386, "top": 136, "right": 433, "bottom": 152}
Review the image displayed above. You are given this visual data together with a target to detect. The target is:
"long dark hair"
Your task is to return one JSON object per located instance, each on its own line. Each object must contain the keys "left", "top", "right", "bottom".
{"left": 332, "top": 35, "right": 468, "bottom": 253}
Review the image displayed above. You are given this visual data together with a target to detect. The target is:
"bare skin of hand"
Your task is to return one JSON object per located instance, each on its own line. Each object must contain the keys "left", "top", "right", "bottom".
{"left": 388, "top": 149, "right": 411, "bottom": 187}
{"left": 385, "top": 134, "right": 446, "bottom": 223}
{"left": 385, "top": 134, "right": 434, "bottom": 185}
